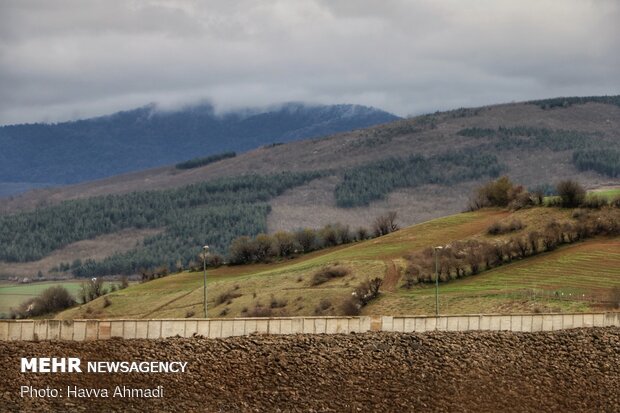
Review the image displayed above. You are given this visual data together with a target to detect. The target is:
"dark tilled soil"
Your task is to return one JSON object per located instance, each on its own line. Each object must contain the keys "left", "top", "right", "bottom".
{"left": 1, "top": 328, "right": 619, "bottom": 412}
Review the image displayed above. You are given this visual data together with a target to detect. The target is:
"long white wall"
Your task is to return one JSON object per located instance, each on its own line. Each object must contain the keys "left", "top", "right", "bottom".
{"left": 1, "top": 313, "right": 618, "bottom": 341}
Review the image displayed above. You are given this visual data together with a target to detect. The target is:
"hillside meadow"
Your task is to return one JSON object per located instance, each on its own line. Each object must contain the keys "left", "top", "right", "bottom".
{"left": 56, "top": 206, "right": 620, "bottom": 319}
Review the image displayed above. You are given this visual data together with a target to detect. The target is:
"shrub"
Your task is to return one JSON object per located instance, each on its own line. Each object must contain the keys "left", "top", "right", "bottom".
{"left": 269, "top": 295, "right": 287, "bottom": 309}
{"left": 341, "top": 277, "right": 383, "bottom": 315}
{"left": 403, "top": 264, "right": 421, "bottom": 288}
{"left": 79, "top": 278, "right": 106, "bottom": 304}
{"left": 582, "top": 195, "right": 608, "bottom": 209}
{"left": 273, "top": 231, "right": 300, "bottom": 257}
{"left": 356, "top": 227, "right": 369, "bottom": 241}
{"left": 248, "top": 304, "right": 273, "bottom": 317}
{"left": 311, "top": 265, "right": 350, "bottom": 286}
{"left": 486, "top": 219, "right": 524, "bottom": 235}
{"left": 10, "top": 286, "right": 75, "bottom": 318}
{"left": 475, "top": 176, "right": 517, "bottom": 207}
{"left": 206, "top": 253, "right": 224, "bottom": 268}
{"left": 228, "top": 236, "right": 257, "bottom": 265}
{"left": 556, "top": 180, "right": 585, "bottom": 208}
{"left": 216, "top": 289, "right": 243, "bottom": 305}
{"left": 373, "top": 211, "right": 399, "bottom": 237}
{"left": 295, "top": 228, "right": 318, "bottom": 252}
{"left": 103, "top": 296, "right": 112, "bottom": 308}
{"left": 319, "top": 224, "right": 339, "bottom": 247}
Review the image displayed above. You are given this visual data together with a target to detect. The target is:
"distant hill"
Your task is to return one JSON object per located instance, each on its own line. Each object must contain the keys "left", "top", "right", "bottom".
{"left": 0, "top": 102, "right": 398, "bottom": 193}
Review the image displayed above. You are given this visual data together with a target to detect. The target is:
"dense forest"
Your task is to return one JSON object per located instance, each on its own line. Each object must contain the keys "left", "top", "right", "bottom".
{"left": 573, "top": 150, "right": 620, "bottom": 177}
{"left": 334, "top": 151, "right": 502, "bottom": 207}
{"left": 0, "top": 172, "right": 322, "bottom": 276}
{"left": 528, "top": 95, "right": 620, "bottom": 109}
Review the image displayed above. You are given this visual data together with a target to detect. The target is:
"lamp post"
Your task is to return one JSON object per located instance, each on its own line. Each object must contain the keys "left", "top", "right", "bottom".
{"left": 434, "top": 246, "right": 444, "bottom": 316}
{"left": 202, "top": 245, "right": 209, "bottom": 318}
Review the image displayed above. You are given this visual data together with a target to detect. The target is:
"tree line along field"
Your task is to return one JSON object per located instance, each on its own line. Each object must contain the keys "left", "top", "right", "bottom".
{"left": 56, "top": 205, "right": 620, "bottom": 320}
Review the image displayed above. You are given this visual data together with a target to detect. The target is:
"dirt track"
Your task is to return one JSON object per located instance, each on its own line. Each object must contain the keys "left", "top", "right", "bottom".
{"left": 1, "top": 328, "right": 619, "bottom": 412}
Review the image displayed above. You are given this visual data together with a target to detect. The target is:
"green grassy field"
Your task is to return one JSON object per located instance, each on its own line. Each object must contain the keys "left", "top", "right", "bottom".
{"left": 0, "top": 280, "right": 124, "bottom": 317}
{"left": 56, "top": 206, "right": 620, "bottom": 319}
{"left": 591, "top": 188, "right": 620, "bottom": 199}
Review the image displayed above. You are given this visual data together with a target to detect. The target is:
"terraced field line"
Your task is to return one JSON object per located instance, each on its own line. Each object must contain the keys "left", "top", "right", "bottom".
{"left": 142, "top": 289, "right": 198, "bottom": 318}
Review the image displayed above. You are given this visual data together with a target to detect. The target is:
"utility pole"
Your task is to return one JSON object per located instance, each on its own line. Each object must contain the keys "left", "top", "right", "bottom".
{"left": 203, "top": 245, "right": 209, "bottom": 318}
{"left": 434, "top": 246, "right": 444, "bottom": 316}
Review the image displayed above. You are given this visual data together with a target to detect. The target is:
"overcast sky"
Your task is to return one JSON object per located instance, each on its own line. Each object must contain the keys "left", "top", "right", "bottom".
{"left": 0, "top": 0, "right": 618, "bottom": 125}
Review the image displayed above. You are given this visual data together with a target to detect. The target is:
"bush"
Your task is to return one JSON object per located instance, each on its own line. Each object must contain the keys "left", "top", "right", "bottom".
{"left": 556, "top": 180, "right": 585, "bottom": 208}
{"left": 269, "top": 295, "right": 287, "bottom": 309}
{"left": 356, "top": 227, "right": 369, "bottom": 241}
{"left": 582, "top": 195, "right": 608, "bottom": 209}
{"left": 341, "top": 277, "right": 383, "bottom": 315}
{"left": 295, "top": 228, "right": 318, "bottom": 252}
{"left": 206, "top": 253, "right": 224, "bottom": 268}
{"left": 216, "top": 289, "right": 243, "bottom": 305}
{"left": 79, "top": 278, "right": 106, "bottom": 304}
{"left": 228, "top": 236, "right": 257, "bottom": 265}
{"left": 475, "top": 176, "right": 517, "bottom": 207}
{"left": 373, "top": 211, "right": 398, "bottom": 237}
{"left": 311, "top": 265, "right": 350, "bottom": 286}
{"left": 248, "top": 304, "right": 273, "bottom": 317}
{"left": 273, "top": 231, "right": 300, "bottom": 257}
{"left": 10, "top": 286, "right": 75, "bottom": 318}
{"left": 487, "top": 219, "right": 524, "bottom": 235}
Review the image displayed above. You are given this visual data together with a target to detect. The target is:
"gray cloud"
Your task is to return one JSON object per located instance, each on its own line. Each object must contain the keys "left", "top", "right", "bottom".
{"left": 0, "top": 0, "right": 618, "bottom": 124}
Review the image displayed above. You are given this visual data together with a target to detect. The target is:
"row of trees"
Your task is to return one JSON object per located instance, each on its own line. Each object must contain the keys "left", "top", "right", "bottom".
{"left": 403, "top": 207, "right": 619, "bottom": 287}
{"left": 469, "top": 176, "right": 615, "bottom": 211}
{"left": 335, "top": 150, "right": 503, "bottom": 207}
{"left": 227, "top": 212, "right": 399, "bottom": 265}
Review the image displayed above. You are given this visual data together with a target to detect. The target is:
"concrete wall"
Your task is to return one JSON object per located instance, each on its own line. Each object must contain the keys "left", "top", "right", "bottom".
{"left": 0, "top": 313, "right": 618, "bottom": 341}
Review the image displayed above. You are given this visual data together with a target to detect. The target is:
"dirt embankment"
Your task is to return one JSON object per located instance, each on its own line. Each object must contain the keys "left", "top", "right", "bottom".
{"left": 1, "top": 328, "right": 619, "bottom": 412}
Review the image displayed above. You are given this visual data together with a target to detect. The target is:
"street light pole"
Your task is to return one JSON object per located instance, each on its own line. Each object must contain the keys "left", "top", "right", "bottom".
{"left": 203, "top": 245, "right": 209, "bottom": 318}
{"left": 434, "top": 246, "right": 443, "bottom": 316}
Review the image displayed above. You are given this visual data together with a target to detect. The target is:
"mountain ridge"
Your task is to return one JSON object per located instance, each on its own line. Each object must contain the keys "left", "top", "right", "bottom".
{"left": 0, "top": 102, "right": 398, "bottom": 194}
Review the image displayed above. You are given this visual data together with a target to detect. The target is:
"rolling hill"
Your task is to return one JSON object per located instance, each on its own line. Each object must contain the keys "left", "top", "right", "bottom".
{"left": 0, "top": 102, "right": 398, "bottom": 194}
{"left": 56, "top": 205, "right": 620, "bottom": 320}
{"left": 1, "top": 95, "right": 619, "bottom": 281}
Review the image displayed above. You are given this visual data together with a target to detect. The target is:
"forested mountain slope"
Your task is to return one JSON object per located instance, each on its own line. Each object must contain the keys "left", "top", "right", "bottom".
{"left": 0, "top": 102, "right": 398, "bottom": 194}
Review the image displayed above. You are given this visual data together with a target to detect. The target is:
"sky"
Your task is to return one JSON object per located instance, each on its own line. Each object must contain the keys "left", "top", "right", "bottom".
{"left": 0, "top": 0, "right": 619, "bottom": 125}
